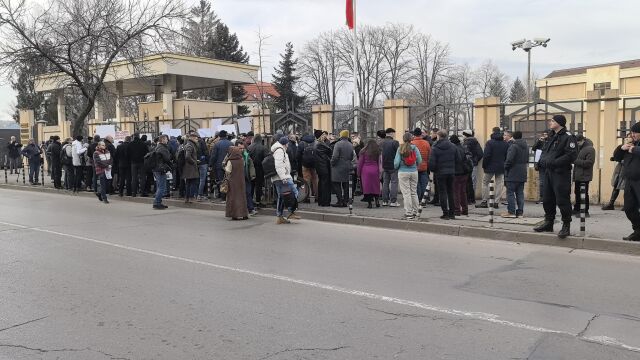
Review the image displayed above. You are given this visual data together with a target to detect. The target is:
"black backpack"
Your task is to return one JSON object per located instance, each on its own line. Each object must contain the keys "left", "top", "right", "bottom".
{"left": 301, "top": 143, "right": 316, "bottom": 168}
{"left": 143, "top": 151, "right": 157, "bottom": 171}
{"left": 262, "top": 148, "right": 284, "bottom": 179}
{"left": 462, "top": 148, "right": 474, "bottom": 174}
{"left": 176, "top": 146, "right": 186, "bottom": 169}
{"left": 60, "top": 145, "right": 72, "bottom": 166}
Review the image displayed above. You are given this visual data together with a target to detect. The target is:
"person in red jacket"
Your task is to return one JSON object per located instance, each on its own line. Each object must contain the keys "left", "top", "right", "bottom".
{"left": 411, "top": 128, "right": 431, "bottom": 202}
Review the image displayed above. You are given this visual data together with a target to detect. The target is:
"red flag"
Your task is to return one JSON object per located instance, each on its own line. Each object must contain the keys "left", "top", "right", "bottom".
{"left": 346, "top": 0, "right": 354, "bottom": 29}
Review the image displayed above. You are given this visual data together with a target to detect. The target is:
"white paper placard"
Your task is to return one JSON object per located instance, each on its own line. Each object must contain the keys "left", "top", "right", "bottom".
{"left": 168, "top": 129, "right": 182, "bottom": 138}
{"left": 95, "top": 125, "right": 116, "bottom": 139}
{"left": 197, "top": 128, "right": 213, "bottom": 138}
{"left": 216, "top": 124, "right": 237, "bottom": 137}
{"left": 237, "top": 117, "right": 252, "bottom": 134}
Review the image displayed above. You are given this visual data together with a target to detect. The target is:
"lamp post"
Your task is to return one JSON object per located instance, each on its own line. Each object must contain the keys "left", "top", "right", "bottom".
{"left": 511, "top": 38, "right": 550, "bottom": 101}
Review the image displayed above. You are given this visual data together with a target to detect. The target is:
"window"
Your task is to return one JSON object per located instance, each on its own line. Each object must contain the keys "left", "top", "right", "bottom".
{"left": 594, "top": 82, "right": 611, "bottom": 96}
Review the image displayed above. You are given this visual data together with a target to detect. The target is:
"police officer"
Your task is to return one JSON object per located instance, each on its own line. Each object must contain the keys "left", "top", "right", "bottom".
{"left": 533, "top": 115, "right": 578, "bottom": 238}
{"left": 618, "top": 123, "right": 640, "bottom": 241}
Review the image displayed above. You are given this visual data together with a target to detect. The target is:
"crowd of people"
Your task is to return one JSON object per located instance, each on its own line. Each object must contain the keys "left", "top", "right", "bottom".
{"left": 5, "top": 114, "right": 640, "bottom": 241}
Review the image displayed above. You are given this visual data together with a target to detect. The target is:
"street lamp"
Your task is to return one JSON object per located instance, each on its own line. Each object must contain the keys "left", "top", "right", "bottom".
{"left": 511, "top": 38, "right": 550, "bottom": 101}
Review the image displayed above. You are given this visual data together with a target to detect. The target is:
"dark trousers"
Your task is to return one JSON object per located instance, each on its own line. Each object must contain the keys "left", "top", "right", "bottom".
{"left": 98, "top": 173, "right": 107, "bottom": 201}
{"left": 466, "top": 173, "right": 475, "bottom": 202}
{"left": 92, "top": 166, "right": 98, "bottom": 193}
{"left": 624, "top": 180, "right": 640, "bottom": 232}
{"left": 317, "top": 173, "right": 332, "bottom": 206}
{"left": 333, "top": 181, "right": 349, "bottom": 204}
{"left": 453, "top": 175, "right": 468, "bottom": 214}
{"left": 84, "top": 166, "right": 92, "bottom": 190}
{"left": 118, "top": 166, "right": 131, "bottom": 196}
{"left": 51, "top": 163, "right": 62, "bottom": 188}
{"left": 437, "top": 175, "right": 455, "bottom": 215}
{"left": 542, "top": 170, "right": 572, "bottom": 223}
{"left": 245, "top": 178, "right": 254, "bottom": 211}
{"left": 432, "top": 174, "right": 439, "bottom": 203}
{"left": 28, "top": 161, "right": 40, "bottom": 183}
{"left": 73, "top": 166, "right": 84, "bottom": 191}
{"left": 63, "top": 164, "right": 73, "bottom": 189}
{"left": 185, "top": 178, "right": 198, "bottom": 199}
{"left": 131, "top": 163, "right": 145, "bottom": 196}
{"left": 252, "top": 168, "right": 265, "bottom": 204}
{"left": 417, "top": 171, "right": 428, "bottom": 202}
{"left": 573, "top": 181, "right": 590, "bottom": 213}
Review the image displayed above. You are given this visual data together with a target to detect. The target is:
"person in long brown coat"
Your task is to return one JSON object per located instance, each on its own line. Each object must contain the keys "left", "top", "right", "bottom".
{"left": 224, "top": 146, "right": 249, "bottom": 220}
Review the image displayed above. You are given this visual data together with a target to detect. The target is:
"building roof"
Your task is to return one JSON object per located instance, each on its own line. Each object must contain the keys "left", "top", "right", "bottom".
{"left": 243, "top": 82, "right": 279, "bottom": 102}
{"left": 545, "top": 59, "right": 640, "bottom": 78}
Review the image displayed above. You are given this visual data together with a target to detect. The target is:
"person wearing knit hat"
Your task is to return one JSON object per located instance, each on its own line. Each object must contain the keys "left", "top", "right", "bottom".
{"left": 533, "top": 113, "right": 578, "bottom": 238}
{"left": 619, "top": 124, "right": 640, "bottom": 240}
{"left": 462, "top": 129, "right": 474, "bottom": 137}
{"left": 339, "top": 130, "right": 350, "bottom": 139}
{"left": 278, "top": 136, "right": 289, "bottom": 145}
{"left": 413, "top": 128, "right": 423, "bottom": 137}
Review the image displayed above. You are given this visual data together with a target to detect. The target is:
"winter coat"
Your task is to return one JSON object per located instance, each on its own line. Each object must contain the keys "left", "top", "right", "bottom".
{"left": 210, "top": 139, "right": 232, "bottom": 170}
{"left": 573, "top": 139, "right": 595, "bottom": 182}
{"left": 330, "top": 137, "right": 354, "bottom": 183}
{"left": 71, "top": 140, "right": 87, "bottom": 167}
{"left": 248, "top": 135, "right": 269, "bottom": 171}
{"left": 7, "top": 141, "right": 22, "bottom": 158}
{"left": 153, "top": 143, "right": 173, "bottom": 173}
{"left": 394, "top": 144, "right": 423, "bottom": 172}
{"left": 128, "top": 138, "right": 148, "bottom": 165}
{"left": 314, "top": 141, "right": 333, "bottom": 177}
{"left": 297, "top": 135, "right": 316, "bottom": 169}
{"left": 287, "top": 141, "right": 299, "bottom": 175}
{"left": 429, "top": 139, "right": 457, "bottom": 176}
{"left": 197, "top": 138, "right": 210, "bottom": 164}
{"left": 381, "top": 137, "right": 400, "bottom": 171}
{"left": 453, "top": 144, "right": 469, "bottom": 176}
{"left": 504, "top": 138, "right": 529, "bottom": 183}
{"left": 463, "top": 136, "right": 484, "bottom": 166}
{"left": 615, "top": 142, "right": 640, "bottom": 181}
{"left": 539, "top": 127, "right": 578, "bottom": 174}
{"left": 270, "top": 142, "right": 292, "bottom": 182}
{"left": 48, "top": 141, "right": 62, "bottom": 166}
{"left": 182, "top": 139, "right": 200, "bottom": 180}
{"left": 482, "top": 132, "right": 509, "bottom": 174}
{"left": 357, "top": 151, "right": 381, "bottom": 195}
{"left": 21, "top": 143, "right": 41, "bottom": 165}
{"left": 411, "top": 138, "right": 431, "bottom": 172}
{"left": 93, "top": 148, "right": 112, "bottom": 175}
{"left": 225, "top": 147, "right": 249, "bottom": 219}
{"left": 116, "top": 141, "right": 130, "bottom": 168}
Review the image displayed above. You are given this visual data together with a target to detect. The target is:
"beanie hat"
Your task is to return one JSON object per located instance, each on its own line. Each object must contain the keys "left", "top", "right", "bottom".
{"left": 413, "top": 128, "right": 422, "bottom": 137}
{"left": 314, "top": 129, "right": 323, "bottom": 139}
{"left": 631, "top": 122, "right": 640, "bottom": 133}
{"left": 462, "top": 129, "right": 473, "bottom": 137}
{"left": 278, "top": 136, "right": 289, "bottom": 145}
{"left": 339, "top": 130, "right": 350, "bottom": 138}
{"left": 376, "top": 130, "right": 386, "bottom": 139}
{"left": 385, "top": 128, "right": 396, "bottom": 134}
{"left": 552, "top": 115, "right": 567, "bottom": 128}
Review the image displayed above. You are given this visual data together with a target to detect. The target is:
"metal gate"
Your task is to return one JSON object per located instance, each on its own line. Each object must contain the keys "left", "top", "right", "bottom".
{"left": 331, "top": 107, "right": 382, "bottom": 139}
{"left": 621, "top": 97, "right": 640, "bottom": 138}
{"left": 408, "top": 103, "right": 473, "bottom": 135}
{"left": 271, "top": 111, "right": 312, "bottom": 135}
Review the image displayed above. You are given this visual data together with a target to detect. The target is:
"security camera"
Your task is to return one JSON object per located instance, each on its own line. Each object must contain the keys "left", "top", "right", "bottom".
{"left": 511, "top": 39, "right": 526, "bottom": 47}
{"left": 534, "top": 37, "right": 550, "bottom": 44}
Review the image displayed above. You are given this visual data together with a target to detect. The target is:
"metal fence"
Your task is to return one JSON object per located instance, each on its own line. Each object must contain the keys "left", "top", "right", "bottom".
{"left": 621, "top": 97, "right": 640, "bottom": 139}
{"left": 408, "top": 103, "right": 474, "bottom": 135}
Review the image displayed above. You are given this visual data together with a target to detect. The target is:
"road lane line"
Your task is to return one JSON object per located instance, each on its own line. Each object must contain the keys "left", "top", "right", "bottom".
{"left": 1, "top": 220, "right": 639, "bottom": 353}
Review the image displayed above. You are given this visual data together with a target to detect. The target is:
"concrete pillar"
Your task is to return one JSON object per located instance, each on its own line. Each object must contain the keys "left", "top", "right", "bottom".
{"left": 383, "top": 99, "right": 409, "bottom": 141}
{"left": 312, "top": 104, "right": 333, "bottom": 133}
{"left": 162, "top": 74, "right": 175, "bottom": 120}
{"left": 115, "top": 81, "right": 124, "bottom": 122}
{"left": 19, "top": 109, "right": 35, "bottom": 145}
{"left": 176, "top": 75, "right": 184, "bottom": 99}
{"left": 585, "top": 90, "right": 602, "bottom": 204}
{"left": 473, "top": 97, "right": 501, "bottom": 199}
{"left": 94, "top": 101, "right": 104, "bottom": 122}
{"left": 56, "top": 90, "right": 66, "bottom": 125}
{"left": 601, "top": 89, "right": 621, "bottom": 205}
{"left": 225, "top": 81, "right": 233, "bottom": 103}
{"left": 251, "top": 107, "right": 271, "bottom": 134}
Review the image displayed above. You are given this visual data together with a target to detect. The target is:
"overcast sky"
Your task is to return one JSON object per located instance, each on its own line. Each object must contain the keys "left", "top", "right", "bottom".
{"left": 1, "top": 0, "right": 637, "bottom": 118}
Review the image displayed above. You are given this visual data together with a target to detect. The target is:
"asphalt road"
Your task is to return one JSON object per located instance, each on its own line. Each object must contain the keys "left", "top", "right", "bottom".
{"left": 1, "top": 188, "right": 640, "bottom": 360}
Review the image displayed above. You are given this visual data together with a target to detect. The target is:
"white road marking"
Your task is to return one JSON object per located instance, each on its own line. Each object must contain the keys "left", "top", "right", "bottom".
{"left": 1, "top": 220, "right": 639, "bottom": 353}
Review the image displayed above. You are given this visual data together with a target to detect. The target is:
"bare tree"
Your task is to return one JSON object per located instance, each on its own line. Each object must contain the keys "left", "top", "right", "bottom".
{"left": 474, "top": 60, "right": 508, "bottom": 98}
{"left": 406, "top": 33, "right": 451, "bottom": 106}
{"left": 0, "top": 0, "right": 185, "bottom": 135}
{"left": 379, "top": 23, "right": 414, "bottom": 99}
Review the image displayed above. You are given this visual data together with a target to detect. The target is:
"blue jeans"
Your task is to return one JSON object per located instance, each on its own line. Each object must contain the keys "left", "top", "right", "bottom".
{"left": 276, "top": 178, "right": 298, "bottom": 217}
{"left": 198, "top": 163, "right": 208, "bottom": 197}
{"left": 98, "top": 173, "right": 107, "bottom": 201}
{"left": 154, "top": 172, "right": 167, "bottom": 206}
{"left": 417, "top": 171, "right": 428, "bottom": 202}
{"left": 28, "top": 160, "right": 40, "bottom": 183}
{"left": 506, "top": 181, "right": 525, "bottom": 215}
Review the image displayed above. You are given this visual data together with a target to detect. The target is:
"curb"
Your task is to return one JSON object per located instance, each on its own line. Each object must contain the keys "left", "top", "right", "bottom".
{"left": 2, "top": 183, "right": 640, "bottom": 257}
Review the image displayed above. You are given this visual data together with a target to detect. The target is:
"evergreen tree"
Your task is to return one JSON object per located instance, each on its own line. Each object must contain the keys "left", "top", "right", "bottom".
{"left": 509, "top": 77, "right": 528, "bottom": 103}
{"left": 181, "top": 0, "right": 219, "bottom": 56}
{"left": 272, "top": 42, "right": 305, "bottom": 112}
{"left": 205, "top": 23, "right": 249, "bottom": 63}
{"left": 489, "top": 75, "right": 508, "bottom": 103}
{"left": 11, "top": 57, "right": 56, "bottom": 123}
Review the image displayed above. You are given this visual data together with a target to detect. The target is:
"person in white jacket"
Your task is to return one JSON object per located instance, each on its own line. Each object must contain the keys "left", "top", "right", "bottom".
{"left": 271, "top": 137, "right": 299, "bottom": 224}
{"left": 71, "top": 135, "right": 88, "bottom": 193}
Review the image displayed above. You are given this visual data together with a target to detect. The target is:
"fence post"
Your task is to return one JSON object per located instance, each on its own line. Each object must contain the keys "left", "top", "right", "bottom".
{"left": 418, "top": 177, "right": 430, "bottom": 218}
{"left": 489, "top": 179, "right": 495, "bottom": 226}
{"left": 41, "top": 161, "right": 45, "bottom": 186}
{"left": 580, "top": 183, "right": 586, "bottom": 237}
{"left": 4, "top": 166, "right": 7, "bottom": 184}
{"left": 22, "top": 161, "right": 26, "bottom": 185}
{"left": 348, "top": 176, "right": 353, "bottom": 215}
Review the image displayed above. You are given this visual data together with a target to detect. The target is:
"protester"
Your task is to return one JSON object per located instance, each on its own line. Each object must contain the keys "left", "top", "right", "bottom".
{"left": 104, "top": 135, "right": 117, "bottom": 194}
{"left": 330, "top": 130, "right": 354, "bottom": 207}
{"left": 71, "top": 136, "right": 87, "bottom": 193}
{"left": 196, "top": 135, "right": 210, "bottom": 201}
{"left": 503, "top": 131, "right": 529, "bottom": 218}
{"left": 477, "top": 127, "right": 509, "bottom": 209}
{"left": 61, "top": 138, "right": 74, "bottom": 190}
{"left": 298, "top": 133, "right": 318, "bottom": 203}
{"left": 603, "top": 133, "right": 632, "bottom": 210}
{"left": 271, "top": 136, "right": 299, "bottom": 224}
{"left": 93, "top": 141, "right": 112, "bottom": 204}
{"left": 381, "top": 128, "right": 400, "bottom": 207}
{"left": 129, "top": 133, "right": 148, "bottom": 197}
{"left": 395, "top": 132, "right": 422, "bottom": 220}
{"left": 534, "top": 115, "right": 578, "bottom": 238}
{"left": 117, "top": 136, "right": 132, "bottom": 197}
{"left": 248, "top": 134, "right": 269, "bottom": 207}
{"left": 451, "top": 135, "right": 470, "bottom": 217}
{"left": 210, "top": 130, "right": 232, "bottom": 201}
{"left": 21, "top": 139, "right": 41, "bottom": 185}
{"left": 6, "top": 136, "right": 22, "bottom": 174}
{"left": 237, "top": 141, "right": 257, "bottom": 216}
{"left": 152, "top": 135, "right": 172, "bottom": 210}
{"left": 183, "top": 131, "right": 200, "bottom": 204}
{"left": 572, "top": 135, "right": 595, "bottom": 217}
{"left": 47, "top": 136, "right": 62, "bottom": 189}
{"left": 314, "top": 131, "right": 333, "bottom": 207}
{"left": 429, "top": 130, "right": 457, "bottom": 220}
{"left": 224, "top": 146, "right": 249, "bottom": 220}
{"left": 618, "top": 123, "right": 640, "bottom": 241}
{"left": 357, "top": 139, "right": 381, "bottom": 208}
{"left": 411, "top": 128, "right": 431, "bottom": 202}
{"left": 287, "top": 134, "right": 299, "bottom": 176}
{"left": 461, "top": 129, "right": 483, "bottom": 205}
{"left": 87, "top": 135, "right": 100, "bottom": 194}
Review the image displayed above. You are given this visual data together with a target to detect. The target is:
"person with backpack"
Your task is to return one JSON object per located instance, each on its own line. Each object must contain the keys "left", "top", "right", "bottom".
{"left": 298, "top": 133, "right": 318, "bottom": 203}
{"left": 61, "top": 138, "right": 74, "bottom": 190}
{"left": 502, "top": 131, "right": 529, "bottom": 218}
{"left": 330, "top": 130, "right": 355, "bottom": 208}
{"left": 182, "top": 131, "right": 200, "bottom": 204}
{"left": 429, "top": 130, "right": 457, "bottom": 220}
{"left": 411, "top": 128, "right": 431, "bottom": 202}
{"left": 381, "top": 128, "right": 400, "bottom": 207}
{"left": 451, "top": 135, "right": 472, "bottom": 216}
{"left": 48, "top": 136, "right": 63, "bottom": 189}
{"left": 394, "top": 132, "right": 423, "bottom": 220}
{"left": 269, "top": 136, "right": 299, "bottom": 224}
{"left": 152, "top": 134, "right": 173, "bottom": 210}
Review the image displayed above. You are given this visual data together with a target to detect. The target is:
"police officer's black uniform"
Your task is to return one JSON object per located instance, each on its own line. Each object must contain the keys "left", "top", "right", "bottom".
{"left": 534, "top": 116, "right": 578, "bottom": 238}
{"left": 617, "top": 124, "right": 640, "bottom": 241}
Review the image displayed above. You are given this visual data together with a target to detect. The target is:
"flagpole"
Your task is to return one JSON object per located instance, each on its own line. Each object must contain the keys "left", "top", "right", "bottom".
{"left": 352, "top": 0, "right": 359, "bottom": 133}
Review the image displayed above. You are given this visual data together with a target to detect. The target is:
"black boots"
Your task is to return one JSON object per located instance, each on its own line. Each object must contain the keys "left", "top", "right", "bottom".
{"left": 601, "top": 202, "right": 615, "bottom": 211}
{"left": 623, "top": 231, "right": 640, "bottom": 242}
{"left": 533, "top": 220, "right": 554, "bottom": 233}
{"left": 557, "top": 222, "right": 571, "bottom": 239}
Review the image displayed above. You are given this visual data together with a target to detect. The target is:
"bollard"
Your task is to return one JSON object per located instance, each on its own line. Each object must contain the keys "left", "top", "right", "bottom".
{"left": 22, "top": 163, "right": 26, "bottom": 185}
{"left": 4, "top": 166, "right": 7, "bottom": 184}
{"left": 417, "top": 178, "right": 430, "bottom": 218}
{"left": 41, "top": 162, "right": 45, "bottom": 186}
{"left": 348, "top": 177, "right": 353, "bottom": 216}
{"left": 489, "top": 179, "right": 495, "bottom": 226}
{"left": 580, "top": 183, "right": 586, "bottom": 237}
